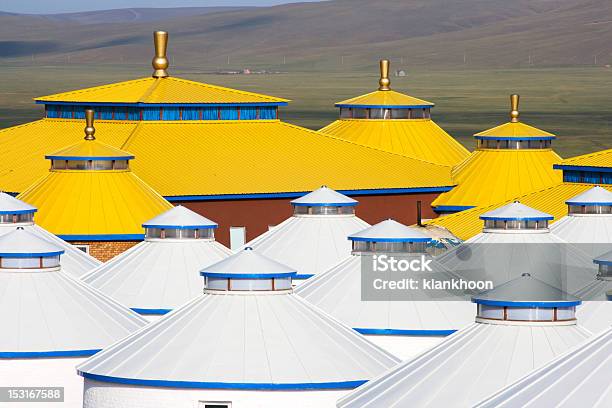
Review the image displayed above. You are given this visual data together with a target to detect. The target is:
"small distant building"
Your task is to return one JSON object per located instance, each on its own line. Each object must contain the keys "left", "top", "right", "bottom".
{"left": 16, "top": 110, "right": 173, "bottom": 261}
{"left": 0, "top": 228, "right": 146, "bottom": 407}
{"left": 337, "top": 273, "right": 592, "bottom": 408}
{"left": 244, "top": 186, "right": 369, "bottom": 283}
{"left": 432, "top": 94, "right": 563, "bottom": 214}
{"left": 82, "top": 206, "right": 231, "bottom": 319}
{"left": 295, "top": 219, "right": 475, "bottom": 359}
{"left": 475, "top": 326, "right": 612, "bottom": 407}
{"left": 0, "top": 192, "right": 99, "bottom": 277}
{"left": 77, "top": 247, "right": 400, "bottom": 408}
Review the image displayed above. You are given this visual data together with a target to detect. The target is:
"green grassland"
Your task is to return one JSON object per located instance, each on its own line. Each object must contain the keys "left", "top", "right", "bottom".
{"left": 0, "top": 63, "right": 610, "bottom": 158}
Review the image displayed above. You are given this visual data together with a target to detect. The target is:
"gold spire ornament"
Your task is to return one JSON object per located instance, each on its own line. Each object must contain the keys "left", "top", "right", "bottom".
{"left": 152, "top": 31, "right": 169, "bottom": 78}
{"left": 84, "top": 109, "right": 96, "bottom": 140}
{"left": 510, "top": 94, "right": 520, "bottom": 123}
{"left": 378, "top": 59, "right": 391, "bottom": 91}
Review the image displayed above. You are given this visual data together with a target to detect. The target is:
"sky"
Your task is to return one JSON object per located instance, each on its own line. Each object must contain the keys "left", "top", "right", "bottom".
{"left": 3, "top": 1, "right": 323, "bottom": 14}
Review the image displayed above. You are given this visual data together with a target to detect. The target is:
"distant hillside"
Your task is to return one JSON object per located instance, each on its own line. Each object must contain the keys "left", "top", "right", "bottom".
{"left": 1, "top": 0, "right": 610, "bottom": 68}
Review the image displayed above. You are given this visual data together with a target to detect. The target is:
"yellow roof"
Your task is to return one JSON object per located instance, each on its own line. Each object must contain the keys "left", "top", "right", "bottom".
{"left": 556, "top": 148, "right": 612, "bottom": 169}
{"left": 17, "top": 170, "right": 172, "bottom": 237}
{"left": 0, "top": 119, "right": 452, "bottom": 196}
{"left": 35, "top": 77, "right": 289, "bottom": 104}
{"left": 320, "top": 119, "right": 469, "bottom": 166}
{"left": 46, "top": 140, "right": 133, "bottom": 159}
{"left": 432, "top": 149, "right": 563, "bottom": 209}
{"left": 336, "top": 90, "right": 433, "bottom": 107}
{"left": 427, "top": 183, "right": 612, "bottom": 240}
{"left": 475, "top": 122, "right": 555, "bottom": 138}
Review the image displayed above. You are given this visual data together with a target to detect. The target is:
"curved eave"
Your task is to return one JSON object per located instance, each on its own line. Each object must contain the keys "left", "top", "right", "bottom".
{"left": 472, "top": 299, "right": 581, "bottom": 307}
{"left": 36, "top": 101, "right": 288, "bottom": 107}
{"left": 0, "top": 349, "right": 100, "bottom": 358}
{"left": 566, "top": 201, "right": 612, "bottom": 205}
{"left": 78, "top": 372, "right": 366, "bottom": 390}
{"left": 131, "top": 308, "right": 172, "bottom": 315}
{"left": 348, "top": 237, "right": 432, "bottom": 243}
{"left": 141, "top": 224, "right": 217, "bottom": 229}
{"left": 59, "top": 234, "right": 145, "bottom": 241}
{"left": 0, "top": 250, "right": 65, "bottom": 257}
{"left": 593, "top": 259, "right": 612, "bottom": 266}
{"left": 335, "top": 104, "right": 434, "bottom": 109}
{"left": 479, "top": 216, "right": 554, "bottom": 221}
{"left": 45, "top": 155, "right": 134, "bottom": 160}
{"left": 354, "top": 328, "right": 457, "bottom": 336}
{"left": 474, "top": 136, "right": 556, "bottom": 141}
{"left": 554, "top": 164, "right": 612, "bottom": 172}
{"left": 0, "top": 209, "right": 37, "bottom": 215}
{"left": 200, "top": 271, "right": 297, "bottom": 279}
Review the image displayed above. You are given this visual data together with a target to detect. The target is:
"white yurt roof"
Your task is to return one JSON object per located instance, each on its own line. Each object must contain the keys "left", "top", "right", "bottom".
{"left": 480, "top": 201, "right": 554, "bottom": 221}
{"left": 574, "top": 279, "right": 612, "bottom": 301}
{"left": 576, "top": 301, "right": 612, "bottom": 334}
{"left": 295, "top": 255, "right": 474, "bottom": 335}
{"left": 0, "top": 191, "right": 36, "bottom": 214}
{"left": 201, "top": 246, "right": 295, "bottom": 278}
{"left": 475, "top": 327, "right": 612, "bottom": 408}
{"left": 550, "top": 215, "right": 612, "bottom": 257}
{"left": 348, "top": 219, "right": 431, "bottom": 242}
{"left": 0, "top": 229, "right": 147, "bottom": 357}
{"left": 244, "top": 188, "right": 369, "bottom": 278}
{"left": 565, "top": 185, "right": 612, "bottom": 205}
{"left": 290, "top": 185, "right": 358, "bottom": 206}
{"left": 82, "top": 238, "right": 231, "bottom": 313}
{"left": 77, "top": 248, "right": 400, "bottom": 390}
{"left": 142, "top": 205, "right": 217, "bottom": 229}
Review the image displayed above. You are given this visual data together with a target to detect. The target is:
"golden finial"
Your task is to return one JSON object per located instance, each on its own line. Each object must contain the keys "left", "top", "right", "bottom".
{"left": 152, "top": 31, "right": 169, "bottom": 78}
{"left": 510, "top": 94, "right": 520, "bottom": 123}
{"left": 84, "top": 109, "right": 96, "bottom": 141}
{"left": 378, "top": 59, "right": 391, "bottom": 91}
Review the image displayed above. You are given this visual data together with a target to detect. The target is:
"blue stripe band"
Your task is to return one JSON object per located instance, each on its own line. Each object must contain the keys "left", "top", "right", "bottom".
{"left": 131, "top": 308, "right": 172, "bottom": 315}
{"left": 480, "top": 216, "right": 554, "bottom": 221}
{"left": 293, "top": 274, "right": 315, "bottom": 279}
{"left": 334, "top": 104, "right": 434, "bottom": 109}
{"left": 474, "top": 136, "right": 555, "bottom": 141}
{"left": 142, "top": 224, "right": 217, "bottom": 229}
{"left": 0, "top": 349, "right": 100, "bottom": 358}
{"left": 58, "top": 234, "right": 144, "bottom": 241}
{"left": 78, "top": 372, "right": 367, "bottom": 390}
{"left": 200, "top": 272, "right": 297, "bottom": 278}
{"left": 472, "top": 299, "right": 581, "bottom": 307}
{"left": 594, "top": 259, "right": 612, "bottom": 266}
{"left": 46, "top": 155, "right": 134, "bottom": 160}
{"left": 0, "top": 251, "right": 64, "bottom": 257}
{"left": 349, "top": 237, "right": 432, "bottom": 243}
{"left": 553, "top": 165, "right": 612, "bottom": 173}
{"left": 566, "top": 201, "right": 612, "bottom": 206}
{"left": 355, "top": 328, "right": 456, "bottom": 336}
{"left": 607, "top": 292, "right": 612, "bottom": 301}
{"left": 37, "top": 101, "right": 288, "bottom": 107}
{"left": 165, "top": 186, "right": 454, "bottom": 202}
{"left": 434, "top": 205, "right": 475, "bottom": 212}
{"left": 0, "top": 209, "right": 36, "bottom": 215}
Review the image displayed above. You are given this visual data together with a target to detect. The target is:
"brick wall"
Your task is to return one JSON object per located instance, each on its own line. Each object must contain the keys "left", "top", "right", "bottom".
{"left": 72, "top": 241, "right": 139, "bottom": 262}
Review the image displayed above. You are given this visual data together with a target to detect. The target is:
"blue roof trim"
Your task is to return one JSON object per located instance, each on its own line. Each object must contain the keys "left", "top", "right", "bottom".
{"left": 434, "top": 205, "right": 475, "bottom": 212}
{"left": 0, "top": 349, "right": 100, "bottom": 358}
{"left": 475, "top": 136, "right": 555, "bottom": 141}
{"left": 594, "top": 259, "right": 612, "bottom": 266}
{"left": 58, "top": 234, "right": 144, "bottom": 241}
{"left": 38, "top": 101, "right": 287, "bottom": 107}
{"left": 355, "top": 328, "right": 456, "bottom": 336}
{"left": 480, "top": 215, "right": 554, "bottom": 221}
{"left": 131, "top": 308, "right": 171, "bottom": 315}
{"left": 554, "top": 164, "right": 612, "bottom": 173}
{"left": 566, "top": 201, "right": 612, "bottom": 206}
{"left": 200, "top": 271, "right": 297, "bottom": 279}
{"left": 0, "top": 250, "right": 65, "bottom": 258}
{"left": 607, "top": 292, "right": 612, "bottom": 301}
{"left": 292, "top": 202, "right": 357, "bottom": 207}
{"left": 0, "top": 209, "right": 37, "bottom": 215}
{"left": 142, "top": 224, "right": 218, "bottom": 229}
{"left": 335, "top": 104, "right": 434, "bottom": 109}
{"left": 165, "top": 186, "right": 454, "bottom": 202}
{"left": 472, "top": 299, "right": 581, "bottom": 307}
{"left": 349, "top": 237, "right": 432, "bottom": 243}
{"left": 294, "top": 274, "right": 315, "bottom": 279}
{"left": 46, "top": 155, "right": 134, "bottom": 160}
{"left": 78, "top": 372, "right": 366, "bottom": 390}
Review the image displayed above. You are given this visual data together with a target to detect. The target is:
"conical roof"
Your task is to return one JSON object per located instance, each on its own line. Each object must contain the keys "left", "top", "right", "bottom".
{"left": 349, "top": 219, "right": 431, "bottom": 242}
{"left": 0, "top": 191, "right": 36, "bottom": 215}
{"left": 77, "top": 248, "right": 400, "bottom": 389}
{"left": 473, "top": 273, "right": 581, "bottom": 307}
{"left": 142, "top": 205, "right": 217, "bottom": 229}
{"left": 594, "top": 249, "right": 612, "bottom": 265}
{"left": 480, "top": 201, "right": 553, "bottom": 221}
{"left": 0, "top": 229, "right": 146, "bottom": 357}
{"left": 46, "top": 140, "right": 133, "bottom": 160}
{"left": 475, "top": 327, "right": 612, "bottom": 408}
{"left": 201, "top": 247, "right": 295, "bottom": 278}
{"left": 336, "top": 90, "right": 434, "bottom": 108}
{"left": 566, "top": 185, "right": 612, "bottom": 205}
{"left": 475, "top": 122, "right": 555, "bottom": 139}
{"left": 291, "top": 186, "right": 357, "bottom": 207}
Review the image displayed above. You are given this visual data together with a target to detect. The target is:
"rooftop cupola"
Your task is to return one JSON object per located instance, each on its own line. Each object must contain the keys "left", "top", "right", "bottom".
{"left": 152, "top": 31, "right": 169, "bottom": 78}
{"left": 0, "top": 192, "right": 37, "bottom": 225}
{"left": 593, "top": 250, "right": 612, "bottom": 280}
{"left": 348, "top": 219, "right": 431, "bottom": 254}
{"left": 45, "top": 109, "right": 134, "bottom": 171}
{"left": 480, "top": 201, "right": 553, "bottom": 233}
{"left": 291, "top": 186, "right": 358, "bottom": 216}
{"left": 200, "top": 247, "right": 296, "bottom": 292}
{"left": 0, "top": 227, "right": 64, "bottom": 271}
{"left": 474, "top": 94, "right": 556, "bottom": 150}
{"left": 473, "top": 273, "right": 581, "bottom": 325}
{"left": 142, "top": 205, "right": 218, "bottom": 240}
{"left": 565, "top": 186, "right": 612, "bottom": 215}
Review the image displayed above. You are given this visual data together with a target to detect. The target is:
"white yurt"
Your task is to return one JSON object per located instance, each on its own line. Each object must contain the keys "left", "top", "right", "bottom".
{"left": 337, "top": 273, "right": 592, "bottom": 408}
{"left": 244, "top": 186, "right": 369, "bottom": 283}
{"left": 0, "top": 228, "right": 147, "bottom": 408}
{"left": 295, "top": 219, "right": 475, "bottom": 359}
{"left": 437, "top": 201, "right": 596, "bottom": 293}
{"left": 82, "top": 206, "right": 231, "bottom": 319}
{"left": 550, "top": 185, "right": 612, "bottom": 258}
{"left": 77, "top": 247, "right": 400, "bottom": 408}
{"left": 0, "top": 191, "right": 99, "bottom": 277}
{"left": 475, "top": 326, "right": 612, "bottom": 407}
